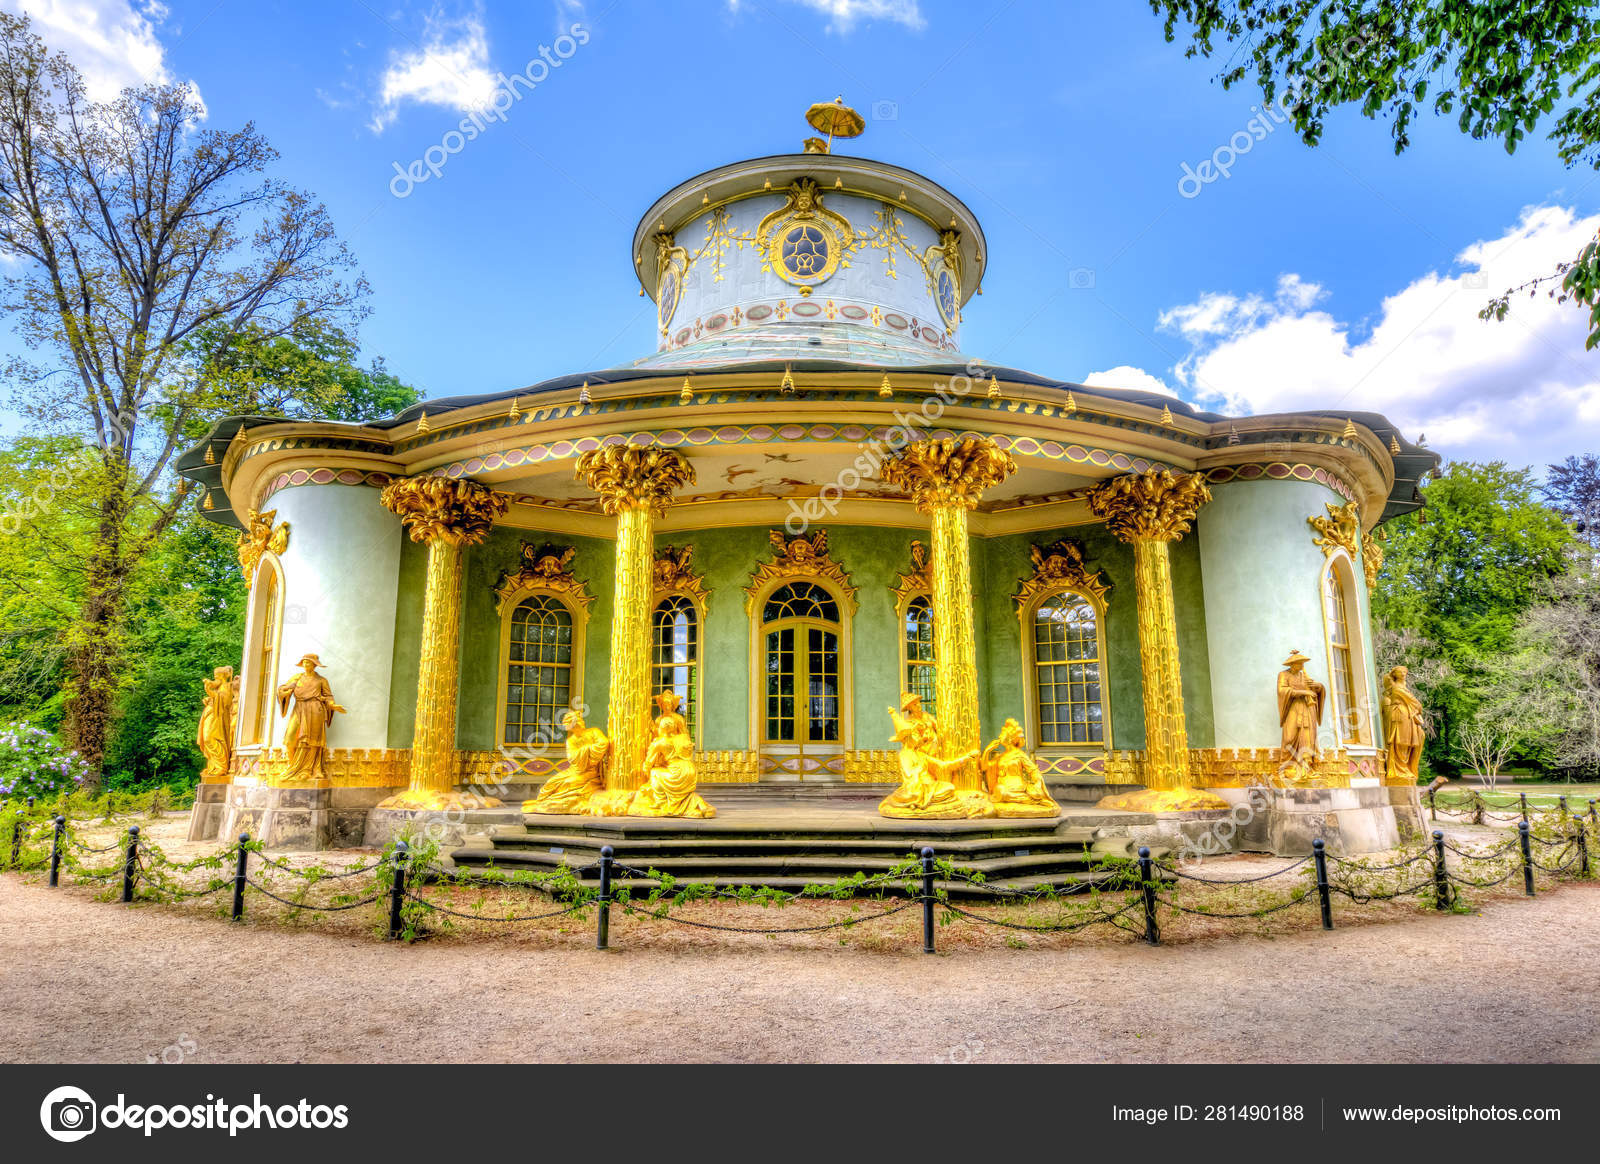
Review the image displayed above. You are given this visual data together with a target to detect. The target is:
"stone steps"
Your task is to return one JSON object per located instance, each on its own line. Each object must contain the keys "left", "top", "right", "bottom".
{"left": 448, "top": 804, "right": 1156, "bottom": 893}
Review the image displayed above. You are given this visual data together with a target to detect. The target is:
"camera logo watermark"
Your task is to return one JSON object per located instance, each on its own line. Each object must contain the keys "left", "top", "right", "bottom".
{"left": 41, "top": 1087, "right": 350, "bottom": 1138}
{"left": 41, "top": 1085, "right": 96, "bottom": 1142}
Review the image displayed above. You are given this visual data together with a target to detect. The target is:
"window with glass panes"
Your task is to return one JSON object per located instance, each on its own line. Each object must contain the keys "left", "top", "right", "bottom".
{"left": 504, "top": 594, "right": 574, "bottom": 747}
{"left": 903, "top": 595, "right": 936, "bottom": 714}
{"left": 1323, "top": 567, "right": 1361, "bottom": 741}
{"left": 1031, "top": 591, "right": 1105, "bottom": 745}
{"left": 651, "top": 594, "right": 699, "bottom": 740}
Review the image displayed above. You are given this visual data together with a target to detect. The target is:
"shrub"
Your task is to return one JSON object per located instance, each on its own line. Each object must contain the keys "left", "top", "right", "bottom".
{"left": 0, "top": 721, "right": 89, "bottom": 802}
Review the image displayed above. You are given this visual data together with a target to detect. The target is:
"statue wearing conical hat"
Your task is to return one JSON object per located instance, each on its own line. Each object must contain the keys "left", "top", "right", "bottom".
{"left": 981, "top": 718, "right": 1060, "bottom": 818}
{"left": 879, "top": 707, "right": 991, "bottom": 820}
{"left": 276, "top": 654, "right": 345, "bottom": 782}
{"left": 1277, "top": 649, "right": 1325, "bottom": 761}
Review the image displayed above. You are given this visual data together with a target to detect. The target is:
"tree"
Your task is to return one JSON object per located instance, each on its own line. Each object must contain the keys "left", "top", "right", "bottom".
{"left": 0, "top": 13, "right": 366, "bottom": 785}
{"left": 1372, "top": 461, "right": 1577, "bottom": 771}
{"left": 1496, "top": 552, "right": 1600, "bottom": 777}
{"left": 1146, "top": 1, "right": 1600, "bottom": 348}
{"left": 1541, "top": 453, "right": 1600, "bottom": 546}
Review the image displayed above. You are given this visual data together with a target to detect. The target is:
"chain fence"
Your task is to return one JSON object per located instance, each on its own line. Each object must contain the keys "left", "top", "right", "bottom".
{"left": 1, "top": 798, "right": 1595, "bottom": 952}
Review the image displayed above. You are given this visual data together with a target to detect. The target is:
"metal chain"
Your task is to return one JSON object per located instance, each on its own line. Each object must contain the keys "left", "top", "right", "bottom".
{"left": 614, "top": 897, "right": 917, "bottom": 934}
{"left": 939, "top": 901, "right": 1142, "bottom": 933}
{"left": 242, "top": 878, "right": 380, "bottom": 911}
{"left": 400, "top": 890, "right": 590, "bottom": 923}
{"left": 1158, "top": 855, "right": 1313, "bottom": 883}
{"left": 1156, "top": 892, "right": 1314, "bottom": 918}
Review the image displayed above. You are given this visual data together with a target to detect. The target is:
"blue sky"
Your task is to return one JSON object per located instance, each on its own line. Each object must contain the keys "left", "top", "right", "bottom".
{"left": 9, "top": 0, "right": 1600, "bottom": 467}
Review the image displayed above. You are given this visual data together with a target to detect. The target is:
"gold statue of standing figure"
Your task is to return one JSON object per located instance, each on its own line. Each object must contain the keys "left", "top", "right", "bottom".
{"left": 625, "top": 705, "right": 716, "bottom": 818}
{"left": 195, "top": 665, "right": 240, "bottom": 780}
{"left": 981, "top": 718, "right": 1060, "bottom": 818}
{"left": 879, "top": 707, "right": 992, "bottom": 819}
{"left": 523, "top": 710, "right": 610, "bottom": 814}
{"left": 276, "top": 654, "right": 346, "bottom": 782}
{"left": 1277, "top": 649, "right": 1325, "bottom": 764}
{"left": 1382, "top": 666, "right": 1425, "bottom": 783}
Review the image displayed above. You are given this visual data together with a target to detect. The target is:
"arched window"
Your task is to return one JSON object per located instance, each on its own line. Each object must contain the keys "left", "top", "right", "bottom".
{"left": 651, "top": 593, "right": 699, "bottom": 742}
{"left": 761, "top": 581, "right": 842, "bottom": 746}
{"left": 240, "top": 556, "right": 284, "bottom": 747}
{"left": 1030, "top": 590, "right": 1106, "bottom": 746}
{"left": 504, "top": 594, "right": 575, "bottom": 748}
{"left": 1321, "top": 554, "right": 1370, "bottom": 744}
{"left": 902, "top": 594, "right": 936, "bottom": 714}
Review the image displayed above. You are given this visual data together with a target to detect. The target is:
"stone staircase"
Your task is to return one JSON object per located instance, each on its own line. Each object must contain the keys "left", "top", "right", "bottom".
{"left": 448, "top": 793, "right": 1163, "bottom": 895}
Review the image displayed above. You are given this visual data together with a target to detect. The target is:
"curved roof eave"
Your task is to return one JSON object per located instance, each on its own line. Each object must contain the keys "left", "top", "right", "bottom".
{"left": 174, "top": 364, "right": 1441, "bottom": 527}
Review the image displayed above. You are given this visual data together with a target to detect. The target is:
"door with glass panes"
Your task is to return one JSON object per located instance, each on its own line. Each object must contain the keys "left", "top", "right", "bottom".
{"left": 759, "top": 581, "right": 843, "bottom": 777}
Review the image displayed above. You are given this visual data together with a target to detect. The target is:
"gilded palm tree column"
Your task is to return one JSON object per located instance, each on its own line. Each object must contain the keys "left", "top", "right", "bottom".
{"left": 883, "top": 437, "right": 1016, "bottom": 791}
{"left": 576, "top": 445, "right": 695, "bottom": 789}
{"left": 378, "top": 476, "right": 511, "bottom": 810}
{"left": 1086, "top": 469, "right": 1228, "bottom": 812}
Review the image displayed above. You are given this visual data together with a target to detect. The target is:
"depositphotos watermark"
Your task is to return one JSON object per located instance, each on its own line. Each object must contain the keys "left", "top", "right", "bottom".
{"left": 389, "top": 23, "right": 590, "bottom": 199}
{"left": 1177, "top": 23, "right": 1383, "bottom": 198}
{"left": 40, "top": 1085, "right": 349, "bottom": 1141}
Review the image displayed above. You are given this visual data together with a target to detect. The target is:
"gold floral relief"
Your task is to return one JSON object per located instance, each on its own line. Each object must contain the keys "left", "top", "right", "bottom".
{"left": 1013, "top": 537, "right": 1110, "bottom": 615}
{"left": 1308, "top": 500, "right": 1362, "bottom": 560}
{"left": 744, "top": 528, "right": 858, "bottom": 615}
{"left": 238, "top": 508, "right": 290, "bottom": 586}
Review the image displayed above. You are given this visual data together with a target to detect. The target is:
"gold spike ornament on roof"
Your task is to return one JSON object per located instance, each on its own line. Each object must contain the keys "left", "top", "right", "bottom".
{"left": 1160, "top": 404, "right": 1174, "bottom": 426}
{"left": 1390, "top": 434, "right": 1402, "bottom": 453}
{"left": 1342, "top": 418, "right": 1358, "bottom": 439}
{"left": 803, "top": 96, "right": 866, "bottom": 154}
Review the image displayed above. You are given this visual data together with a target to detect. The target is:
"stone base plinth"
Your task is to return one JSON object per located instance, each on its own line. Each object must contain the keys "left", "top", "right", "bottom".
{"left": 216, "top": 784, "right": 394, "bottom": 851}
{"left": 187, "top": 782, "right": 229, "bottom": 842}
{"left": 1214, "top": 785, "right": 1403, "bottom": 856}
{"left": 362, "top": 805, "right": 526, "bottom": 849}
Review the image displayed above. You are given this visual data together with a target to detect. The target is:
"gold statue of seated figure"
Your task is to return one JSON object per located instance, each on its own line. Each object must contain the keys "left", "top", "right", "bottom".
{"left": 981, "top": 718, "right": 1060, "bottom": 818}
{"left": 624, "top": 706, "right": 716, "bottom": 818}
{"left": 523, "top": 710, "right": 608, "bottom": 814}
{"left": 878, "top": 701, "right": 993, "bottom": 820}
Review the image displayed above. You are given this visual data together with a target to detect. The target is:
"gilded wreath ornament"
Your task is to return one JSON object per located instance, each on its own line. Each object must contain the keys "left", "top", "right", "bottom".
{"left": 238, "top": 508, "right": 290, "bottom": 585}
{"left": 653, "top": 543, "right": 709, "bottom": 608}
{"left": 1307, "top": 500, "right": 1362, "bottom": 560}
{"left": 1013, "top": 538, "right": 1111, "bottom": 614}
{"left": 744, "top": 528, "right": 857, "bottom": 615}
{"left": 495, "top": 542, "right": 595, "bottom": 615}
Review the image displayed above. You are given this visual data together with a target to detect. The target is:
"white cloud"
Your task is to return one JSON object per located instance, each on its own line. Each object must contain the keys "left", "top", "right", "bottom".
{"left": 1081, "top": 365, "right": 1179, "bottom": 398}
{"left": 727, "top": 0, "right": 924, "bottom": 33}
{"left": 1113, "top": 205, "right": 1600, "bottom": 468}
{"left": 6, "top": 0, "right": 185, "bottom": 101}
{"left": 371, "top": 7, "right": 500, "bottom": 132}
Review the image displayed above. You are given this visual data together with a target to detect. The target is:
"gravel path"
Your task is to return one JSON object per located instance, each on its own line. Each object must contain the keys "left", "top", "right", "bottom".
{"left": 2, "top": 873, "right": 1597, "bottom": 1064}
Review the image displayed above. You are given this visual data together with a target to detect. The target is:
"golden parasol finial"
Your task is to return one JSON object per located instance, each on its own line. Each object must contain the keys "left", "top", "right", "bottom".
{"left": 804, "top": 96, "right": 866, "bottom": 154}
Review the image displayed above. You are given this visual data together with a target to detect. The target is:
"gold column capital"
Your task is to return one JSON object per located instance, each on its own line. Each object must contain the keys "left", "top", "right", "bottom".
{"left": 881, "top": 436, "right": 1017, "bottom": 513}
{"left": 380, "top": 476, "right": 510, "bottom": 546}
{"left": 1087, "top": 469, "right": 1212, "bottom": 543}
{"left": 575, "top": 445, "right": 696, "bottom": 516}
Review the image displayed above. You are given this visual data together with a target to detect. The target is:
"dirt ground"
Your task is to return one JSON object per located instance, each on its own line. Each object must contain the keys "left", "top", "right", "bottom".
{"left": 2, "top": 864, "right": 1598, "bottom": 1064}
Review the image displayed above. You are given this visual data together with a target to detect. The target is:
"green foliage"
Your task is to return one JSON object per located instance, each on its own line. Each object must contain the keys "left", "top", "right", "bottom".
{"left": 1147, "top": 1, "right": 1600, "bottom": 347}
{"left": 1372, "top": 461, "right": 1578, "bottom": 771}
{"left": 0, "top": 720, "right": 88, "bottom": 800}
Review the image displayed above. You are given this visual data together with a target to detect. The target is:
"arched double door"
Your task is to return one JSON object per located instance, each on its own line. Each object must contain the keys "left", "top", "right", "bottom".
{"left": 759, "top": 581, "right": 845, "bottom": 774}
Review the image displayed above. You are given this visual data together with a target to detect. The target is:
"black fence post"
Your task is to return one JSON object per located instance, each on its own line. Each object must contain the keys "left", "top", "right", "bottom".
{"left": 121, "top": 825, "right": 139, "bottom": 903}
{"left": 387, "top": 840, "right": 409, "bottom": 940}
{"left": 1432, "top": 831, "right": 1449, "bottom": 911}
{"left": 1575, "top": 818, "right": 1590, "bottom": 879}
{"left": 1518, "top": 820, "right": 1534, "bottom": 896}
{"left": 231, "top": 835, "right": 249, "bottom": 921}
{"left": 1138, "top": 846, "right": 1159, "bottom": 946}
{"left": 1427, "top": 789, "right": 1437, "bottom": 823}
{"left": 595, "top": 845, "right": 613, "bottom": 951}
{"left": 1520, "top": 792, "right": 1529, "bottom": 823}
{"left": 920, "top": 847, "right": 936, "bottom": 954}
{"left": 48, "top": 815, "right": 63, "bottom": 887}
{"left": 1312, "top": 839, "right": 1333, "bottom": 930}
{"left": 8, "top": 815, "right": 20, "bottom": 870}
